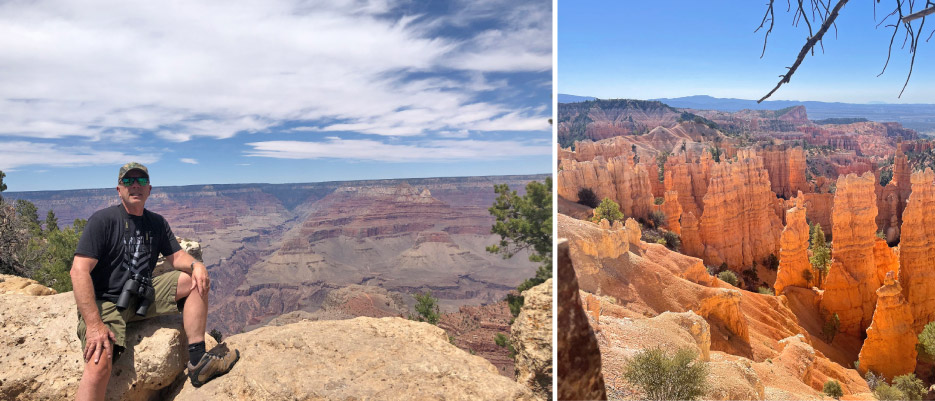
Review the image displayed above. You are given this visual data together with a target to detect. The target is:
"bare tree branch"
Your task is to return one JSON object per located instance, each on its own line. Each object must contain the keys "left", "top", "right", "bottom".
{"left": 759, "top": 0, "right": 850, "bottom": 103}
{"left": 902, "top": 5, "right": 935, "bottom": 22}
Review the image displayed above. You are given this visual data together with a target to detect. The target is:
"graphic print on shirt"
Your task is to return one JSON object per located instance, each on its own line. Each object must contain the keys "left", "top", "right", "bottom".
{"left": 122, "top": 228, "right": 152, "bottom": 276}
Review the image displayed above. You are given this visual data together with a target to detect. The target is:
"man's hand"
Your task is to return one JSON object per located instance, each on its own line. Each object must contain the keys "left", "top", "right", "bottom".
{"left": 190, "top": 263, "right": 210, "bottom": 298}
{"left": 84, "top": 322, "right": 116, "bottom": 364}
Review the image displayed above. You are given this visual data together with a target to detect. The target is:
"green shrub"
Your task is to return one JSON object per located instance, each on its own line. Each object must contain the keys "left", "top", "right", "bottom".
{"left": 592, "top": 198, "right": 624, "bottom": 224}
{"left": 622, "top": 347, "right": 707, "bottom": 401}
{"left": 823, "top": 312, "right": 841, "bottom": 343}
{"left": 874, "top": 383, "right": 907, "bottom": 401}
{"left": 717, "top": 271, "right": 739, "bottom": 287}
{"left": 764, "top": 253, "right": 779, "bottom": 271}
{"left": 648, "top": 210, "right": 667, "bottom": 228}
{"left": 893, "top": 373, "right": 925, "bottom": 400}
{"left": 494, "top": 333, "right": 509, "bottom": 347}
{"left": 757, "top": 286, "right": 774, "bottom": 295}
{"left": 917, "top": 321, "right": 935, "bottom": 358}
{"left": 823, "top": 380, "right": 843, "bottom": 400}
{"left": 654, "top": 197, "right": 664, "bottom": 205}
{"left": 411, "top": 291, "right": 440, "bottom": 325}
{"left": 577, "top": 188, "right": 600, "bottom": 208}
{"left": 661, "top": 231, "right": 681, "bottom": 251}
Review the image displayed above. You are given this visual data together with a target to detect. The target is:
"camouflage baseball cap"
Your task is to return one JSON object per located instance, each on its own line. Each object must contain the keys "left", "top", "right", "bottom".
{"left": 118, "top": 162, "right": 149, "bottom": 183}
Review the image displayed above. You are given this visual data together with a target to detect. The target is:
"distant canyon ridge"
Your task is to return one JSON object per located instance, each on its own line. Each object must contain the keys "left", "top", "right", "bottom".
{"left": 6, "top": 175, "right": 547, "bottom": 335}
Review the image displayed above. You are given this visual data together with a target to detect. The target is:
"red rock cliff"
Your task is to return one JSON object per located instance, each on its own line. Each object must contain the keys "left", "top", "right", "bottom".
{"left": 557, "top": 156, "right": 655, "bottom": 221}
{"left": 775, "top": 194, "right": 811, "bottom": 295}
{"left": 821, "top": 172, "right": 880, "bottom": 335}
{"left": 696, "top": 149, "right": 782, "bottom": 269}
{"left": 857, "top": 272, "right": 917, "bottom": 381}
{"left": 760, "top": 146, "right": 808, "bottom": 199}
{"left": 897, "top": 168, "right": 935, "bottom": 334}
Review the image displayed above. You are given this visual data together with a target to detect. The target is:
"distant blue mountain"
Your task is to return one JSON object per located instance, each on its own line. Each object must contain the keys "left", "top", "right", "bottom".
{"left": 557, "top": 93, "right": 596, "bottom": 103}
{"left": 559, "top": 94, "right": 935, "bottom": 134}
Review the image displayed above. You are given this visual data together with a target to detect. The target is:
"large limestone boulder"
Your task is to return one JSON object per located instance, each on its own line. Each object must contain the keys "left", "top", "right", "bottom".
{"left": 0, "top": 274, "right": 57, "bottom": 296}
{"left": 511, "top": 279, "right": 552, "bottom": 400}
{"left": 172, "top": 317, "right": 536, "bottom": 400}
{"left": 0, "top": 292, "right": 197, "bottom": 401}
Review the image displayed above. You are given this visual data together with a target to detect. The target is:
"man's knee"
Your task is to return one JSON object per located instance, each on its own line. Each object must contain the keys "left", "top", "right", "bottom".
{"left": 176, "top": 272, "right": 192, "bottom": 301}
{"left": 83, "top": 356, "right": 113, "bottom": 383}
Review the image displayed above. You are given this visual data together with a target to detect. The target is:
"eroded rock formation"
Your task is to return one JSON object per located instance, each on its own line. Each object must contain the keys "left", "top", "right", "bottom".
{"left": 697, "top": 149, "right": 782, "bottom": 269}
{"left": 897, "top": 168, "right": 935, "bottom": 333}
{"left": 858, "top": 272, "right": 917, "bottom": 380}
{"left": 659, "top": 190, "right": 682, "bottom": 235}
{"left": 557, "top": 156, "right": 655, "bottom": 221}
{"left": 760, "top": 145, "right": 808, "bottom": 199}
{"left": 663, "top": 150, "right": 712, "bottom": 219}
{"left": 821, "top": 172, "right": 880, "bottom": 335}
{"left": 775, "top": 194, "right": 811, "bottom": 295}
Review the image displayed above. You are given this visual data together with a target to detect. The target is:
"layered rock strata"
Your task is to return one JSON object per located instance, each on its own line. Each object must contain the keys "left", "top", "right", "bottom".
{"left": 556, "top": 240, "right": 607, "bottom": 401}
{"left": 774, "top": 194, "right": 811, "bottom": 295}
{"left": 857, "top": 272, "right": 917, "bottom": 380}
{"left": 659, "top": 190, "right": 682, "bottom": 235}
{"left": 821, "top": 172, "right": 881, "bottom": 335}
{"left": 663, "top": 150, "right": 712, "bottom": 219}
{"left": 557, "top": 156, "right": 655, "bottom": 221}
{"left": 760, "top": 146, "right": 808, "bottom": 199}
{"left": 696, "top": 149, "right": 782, "bottom": 269}
{"left": 897, "top": 168, "right": 935, "bottom": 333}
{"left": 802, "top": 193, "right": 833, "bottom": 238}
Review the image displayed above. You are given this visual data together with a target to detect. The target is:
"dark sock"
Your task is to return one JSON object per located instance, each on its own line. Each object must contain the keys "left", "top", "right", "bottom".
{"left": 189, "top": 341, "right": 206, "bottom": 366}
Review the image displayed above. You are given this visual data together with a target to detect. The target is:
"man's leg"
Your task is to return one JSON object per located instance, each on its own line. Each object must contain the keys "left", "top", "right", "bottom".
{"left": 76, "top": 354, "right": 112, "bottom": 401}
{"left": 176, "top": 271, "right": 207, "bottom": 344}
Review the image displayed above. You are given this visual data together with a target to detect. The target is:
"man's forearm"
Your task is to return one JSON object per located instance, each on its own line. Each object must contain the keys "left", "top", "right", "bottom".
{"left": 71, "top": 268, "right": 102, "bottom": 327}
{"left": 172, "top": 252, "right": 201, "bottom": 274}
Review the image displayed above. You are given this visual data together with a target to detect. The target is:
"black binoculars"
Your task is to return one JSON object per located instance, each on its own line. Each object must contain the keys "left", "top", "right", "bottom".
{"left": 116, "top": 273, "right": 155, "bottom": 316}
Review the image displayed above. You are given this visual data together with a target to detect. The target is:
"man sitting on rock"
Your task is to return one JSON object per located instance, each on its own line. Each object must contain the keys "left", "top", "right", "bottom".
{"left": 71, "top": 162, "right": 239, "bottom": 400}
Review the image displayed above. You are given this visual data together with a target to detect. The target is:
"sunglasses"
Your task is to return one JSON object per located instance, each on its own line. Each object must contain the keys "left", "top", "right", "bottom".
{"left": 120, "top": 177, "right": 150, "bottom": 186}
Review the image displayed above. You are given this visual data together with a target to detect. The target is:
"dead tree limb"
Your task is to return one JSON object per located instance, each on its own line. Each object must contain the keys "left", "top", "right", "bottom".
{"left": 758, "top": 0, "right": 850, "bottom": 103}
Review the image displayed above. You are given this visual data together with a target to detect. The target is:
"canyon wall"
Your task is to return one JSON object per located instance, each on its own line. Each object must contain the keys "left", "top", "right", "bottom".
{"left": 760, "top": 146, "right": 808, "bottom": 199}
{"left": 557, "top": 156, "right": 655, "bottom": 221}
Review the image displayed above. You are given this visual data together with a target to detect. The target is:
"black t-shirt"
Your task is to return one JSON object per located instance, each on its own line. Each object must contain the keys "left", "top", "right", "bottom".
{"left": 75, "top": 205, "right": 182, "bottom": 302}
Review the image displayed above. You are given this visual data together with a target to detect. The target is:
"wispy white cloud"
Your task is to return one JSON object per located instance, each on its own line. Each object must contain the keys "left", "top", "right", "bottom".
{"left": 180, "top": 158, "right": 198, "bottom": 164}
{"left": 0, "top": 141, "right": 160, "bottom": 170}
{"left": 0, "top": 0, "right": 551, "bottom": 145}
{"left": 244, "top": 137, "right": 551, "bottom": 161}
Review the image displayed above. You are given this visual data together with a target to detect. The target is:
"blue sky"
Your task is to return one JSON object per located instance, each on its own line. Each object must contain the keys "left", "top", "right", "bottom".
{"left": 0, "top": 0, "right": 552, "bottom": 192}
{"left": 559, "top": 1, "right": 935, "bottom": 104}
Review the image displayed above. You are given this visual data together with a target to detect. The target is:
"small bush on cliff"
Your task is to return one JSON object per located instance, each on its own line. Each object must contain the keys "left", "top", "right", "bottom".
{"left": 661, "top": 231, "right": 680, "bottom": 251}
{"left": 576, "top": 188, "right": 600, "bottom": 208}
{"left": 917, "top": 321, "right": 935, "bottom": 360}
{"left": 892, "top": 373, "right": 926, "bottom": 400}
{"left": 648, "top": 210, "right": 666, "bottom": 229}
{"left": 622, "top": 347, "right": 708, "bottom": 401}
{"left": 411, "top": 291, "right": 440, "bottom": 325}
{"left": 764, "top": 253, "right": 779, "bottom": 271}
{"left": 757, "top": 286, "right": 774, "bottom": 295}
{"left": 654, "top": 196, "right": 664, "bottom": 205}
{"left": 591, "top": 197, "right": 624, "bottom": 224}
{"left": 822, "top": 312, "right": 841, "bottom": 343}
{"left": 494, "top": 333, "right": 517, "bottom": 359}
{"left": 874, "top": 383, "right": 907, "bottom": 401}
{"left": 823, "top": 380, "right": 843, "bottom": 400}
{"left": 717, "top": 271, "right": 739, "bottom": 287}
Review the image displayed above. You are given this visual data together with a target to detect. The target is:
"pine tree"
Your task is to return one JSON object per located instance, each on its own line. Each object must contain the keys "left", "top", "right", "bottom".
{"left": 45, "top": 209, "right": 59, "bottom": 233}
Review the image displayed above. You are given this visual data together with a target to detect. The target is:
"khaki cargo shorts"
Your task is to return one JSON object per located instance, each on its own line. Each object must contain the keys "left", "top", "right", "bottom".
{"left": 77, "top": 271, "right": 185, "bottom": 360}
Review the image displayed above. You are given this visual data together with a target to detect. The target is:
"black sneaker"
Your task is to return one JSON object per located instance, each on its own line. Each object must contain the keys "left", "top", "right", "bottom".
{"left": 187, "top": 342, "right": 240, "bottom": 387}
